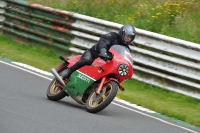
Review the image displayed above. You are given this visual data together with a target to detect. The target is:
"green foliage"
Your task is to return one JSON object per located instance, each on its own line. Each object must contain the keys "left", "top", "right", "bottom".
{"left": 27, "top": 0, "right": 200, "bottom": 44}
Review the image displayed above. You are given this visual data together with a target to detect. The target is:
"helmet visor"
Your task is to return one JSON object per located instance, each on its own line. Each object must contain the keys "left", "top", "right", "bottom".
{"left": 124, "top": 34, "right": 133, "bottom": 43}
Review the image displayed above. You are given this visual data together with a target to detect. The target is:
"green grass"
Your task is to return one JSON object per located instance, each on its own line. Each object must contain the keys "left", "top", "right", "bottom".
{"left": 119, "top": 80, "right": 200, "bottom": 126}
{"left": 0, "top": 34, "right": 200, "bottom": 128}
{"left": 0, "top": 34, "right": 61, "bottom": 70}
{"left": 27, "top": 0, "right": 200, "bottom": 44}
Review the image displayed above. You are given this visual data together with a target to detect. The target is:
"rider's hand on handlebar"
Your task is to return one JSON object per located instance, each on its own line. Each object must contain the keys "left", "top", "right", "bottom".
{"left": 99, "top": 48, "right": 108, "bottom": 61}
{"left": 99, "top": 48, "right": 113, "bottom": 61}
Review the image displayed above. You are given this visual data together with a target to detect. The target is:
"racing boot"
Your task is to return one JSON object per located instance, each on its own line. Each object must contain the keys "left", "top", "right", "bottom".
{"left": 61, "top": 68, "right": 72, "bottom": 80}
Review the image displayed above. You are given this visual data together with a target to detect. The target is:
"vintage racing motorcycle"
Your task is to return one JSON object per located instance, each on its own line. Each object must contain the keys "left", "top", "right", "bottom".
{"left": 46, "top": 45, "right": 133, "bottom": 113}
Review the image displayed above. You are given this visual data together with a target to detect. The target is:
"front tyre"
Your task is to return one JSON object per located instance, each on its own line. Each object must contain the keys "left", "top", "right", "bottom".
{"left": 86, "top": 81, "right": 118, "bottom": 113}
{"left": 46, "top": 78, "right": 67, "bottom": 101}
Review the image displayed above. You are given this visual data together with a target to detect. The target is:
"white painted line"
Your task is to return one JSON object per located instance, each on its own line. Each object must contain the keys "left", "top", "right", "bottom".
{"left": 12, "top": 62, "right": 53, "bottom": 76}
{"left": 112, "top": 102, "right": 198, "bottom": 133}
{"left": 114, "top": 97, "right": 156, "bottom": 113}
{"left": 0, "top": 60, "right": 198, "bottom": 133}
{"left": 0, "top": 60, "right": 52, "bottom": 81}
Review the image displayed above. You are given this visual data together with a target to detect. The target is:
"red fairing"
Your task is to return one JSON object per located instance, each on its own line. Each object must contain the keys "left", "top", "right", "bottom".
{"left": 55, "top": 55, "right": 81, "bottom": 72}
{"left": 63, "top": 46, "right": 133, "bottom": 84}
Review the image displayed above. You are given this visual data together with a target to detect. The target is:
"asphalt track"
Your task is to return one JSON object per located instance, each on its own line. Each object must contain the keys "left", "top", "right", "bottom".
{"left": 0, "top": 60, "right": 199, "bottom": 133}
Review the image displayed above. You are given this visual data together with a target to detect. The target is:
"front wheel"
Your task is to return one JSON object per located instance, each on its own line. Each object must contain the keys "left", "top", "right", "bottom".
{"left": 46, "top": 78, "right": 67, "bottom": 101}
{"left": 86, "top": 81, "right": 118, "bottom": 113}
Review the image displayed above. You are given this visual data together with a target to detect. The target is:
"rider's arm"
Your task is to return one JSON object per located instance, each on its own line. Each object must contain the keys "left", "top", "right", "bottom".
{"left": 96, "top": 32, "right": 116, "bottom": 60}
{"left": 95, "top": 32, "right": 113, "bottom": 53}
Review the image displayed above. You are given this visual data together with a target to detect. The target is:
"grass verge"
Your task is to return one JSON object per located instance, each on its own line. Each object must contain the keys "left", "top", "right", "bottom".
{"left": 0, "top": 34, "right": 200, "bottom": 128}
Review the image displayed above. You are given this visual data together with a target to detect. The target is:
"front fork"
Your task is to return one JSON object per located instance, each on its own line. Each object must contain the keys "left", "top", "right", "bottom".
{"left": 96, "top": 76, "right": 106, "bottom": 95}
{"left": 96, "top": 76, "right": 125, "bottom": 94}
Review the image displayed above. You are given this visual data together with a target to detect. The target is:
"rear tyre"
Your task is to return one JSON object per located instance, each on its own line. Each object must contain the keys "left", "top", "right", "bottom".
{"left": 86, "top": 81, "right": 118, "bottom": 113}
{"left": 46, "top": 78, "right": 67, "bottom": 101}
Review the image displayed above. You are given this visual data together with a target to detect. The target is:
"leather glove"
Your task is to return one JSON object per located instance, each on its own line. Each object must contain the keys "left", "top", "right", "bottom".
{"left": 107, "top": 52, "right": 114, "bottom": 60}
{"left": 99, "top": 48, "right": 108, "bottom": 61}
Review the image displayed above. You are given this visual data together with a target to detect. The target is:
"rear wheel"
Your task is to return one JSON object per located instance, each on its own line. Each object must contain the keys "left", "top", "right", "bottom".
{"left": 86, "top": 81, "right": 118, "bottom": 113}
{"left": 46, "top": 78, "right": 67, "bottom": 101}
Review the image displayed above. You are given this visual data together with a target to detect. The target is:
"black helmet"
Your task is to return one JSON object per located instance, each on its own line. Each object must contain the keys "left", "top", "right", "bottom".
{"left": 119, "top": 25, "right": 136, "bottom": 45}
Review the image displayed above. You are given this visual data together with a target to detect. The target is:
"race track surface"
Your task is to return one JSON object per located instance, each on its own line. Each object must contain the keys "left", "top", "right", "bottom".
{"left": 0, "top": 60, "right": 199, "bottom": 133}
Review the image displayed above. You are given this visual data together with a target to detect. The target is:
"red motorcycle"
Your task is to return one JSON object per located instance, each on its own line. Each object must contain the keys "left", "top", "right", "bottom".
{"left": 47, "top": 45, "right": 133, "bottom": 113}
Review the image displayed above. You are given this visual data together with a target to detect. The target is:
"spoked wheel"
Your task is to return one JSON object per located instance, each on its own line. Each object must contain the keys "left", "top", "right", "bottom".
{"left": 86, "top": 81, "right": 118, "bottom": 113}
{"left": 46, "top": 78, "right": 67, "bottom": 101}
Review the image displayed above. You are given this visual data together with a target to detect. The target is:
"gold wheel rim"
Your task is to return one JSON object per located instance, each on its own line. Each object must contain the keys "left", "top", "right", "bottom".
{"left": 50, "top": 80, "right": 62, "bottom": 95}
{"left": 88, "top": 83, "right": 112, "bottom": 108}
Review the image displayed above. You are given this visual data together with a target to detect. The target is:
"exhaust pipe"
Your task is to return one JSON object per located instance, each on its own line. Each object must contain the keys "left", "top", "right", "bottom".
{"left": 50, "top": 68, "right": 65, "bottom": 86}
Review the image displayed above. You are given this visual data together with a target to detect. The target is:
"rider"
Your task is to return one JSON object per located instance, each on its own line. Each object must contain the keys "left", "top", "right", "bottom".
{"left": 61, "top": 24, "right": 136, "bottom": 80}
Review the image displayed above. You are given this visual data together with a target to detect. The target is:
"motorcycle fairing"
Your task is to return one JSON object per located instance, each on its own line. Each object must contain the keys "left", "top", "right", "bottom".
{"left": 63, "top": 45, "right": 133, "bottom": 102}
{"left": 64, "top": 70, "right": 96, "bottom": 102}
{"left": 77, "top": 49, "right": 133, "bottom": 83}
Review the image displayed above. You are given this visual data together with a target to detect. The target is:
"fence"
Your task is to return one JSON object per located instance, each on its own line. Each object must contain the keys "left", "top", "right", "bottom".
{"left": 0, "top": 0, "right": 200, "bottom": 100}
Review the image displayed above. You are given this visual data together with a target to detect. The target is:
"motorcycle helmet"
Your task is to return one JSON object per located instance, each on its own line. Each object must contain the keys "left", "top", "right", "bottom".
{"left": 118, "top": 25, "right": 136, "bottom": 45}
